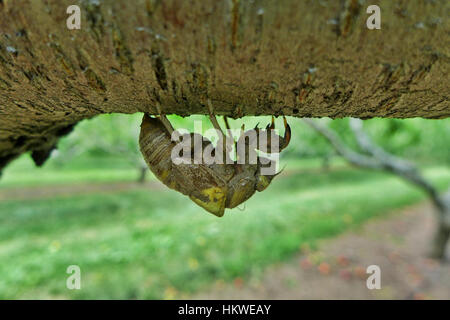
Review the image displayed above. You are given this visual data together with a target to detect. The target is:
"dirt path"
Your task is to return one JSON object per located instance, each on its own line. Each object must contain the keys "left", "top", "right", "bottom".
{"left": 192, "top": 203, "right": 450, "bottom": 299}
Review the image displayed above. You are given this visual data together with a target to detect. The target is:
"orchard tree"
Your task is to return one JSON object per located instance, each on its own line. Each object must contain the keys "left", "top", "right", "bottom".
{"left": 304, "top": 118, "right": 450, "bottom": 260}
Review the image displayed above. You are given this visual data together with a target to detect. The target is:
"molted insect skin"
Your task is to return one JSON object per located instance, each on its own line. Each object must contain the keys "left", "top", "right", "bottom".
{"left": 138, "top": 114, "right": 290, "bottom": 217}
{"left": 139, "top": 115, "right": 227, "bottom": 215}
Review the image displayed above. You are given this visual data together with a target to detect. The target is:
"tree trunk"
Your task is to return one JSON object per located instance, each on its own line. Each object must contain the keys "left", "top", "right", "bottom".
{"left": 138, "top": 165, "right": 147, "bottom": 184}
{"left": 430, "top": 192, "right": 450, "bottom": 260}
{"left": 431, "top": 223, "right": 450, "bottom": 260}
{"left": 304, "top": 118, "right": 450, "bottom": 260}
{"left": 0, "top": 0, "right": 448, "bottom": 171}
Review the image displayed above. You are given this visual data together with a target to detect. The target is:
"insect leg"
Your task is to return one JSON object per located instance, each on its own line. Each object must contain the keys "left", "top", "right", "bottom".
{"left": 155, "top": 103, "right": 174, "bottom": 135}
{"left": 281, "top": 116, "right": 291, "bottom": 150}
{"left": 206, "top": 99, "right": 226, "bottom": 137}
{"left": 207, "top": 99, "right": 234, "bottom": 163}
{"left": 223, "top": 116, "right": 237, "bottom": 157}
{"left": 223, "top": 116, "right": 232, "bottom": 132}
{"left": 264, "top": 116, "right": 291, "bottom": 151}
{"left": 265, "top": 116, "right": 275, "bottom": 130}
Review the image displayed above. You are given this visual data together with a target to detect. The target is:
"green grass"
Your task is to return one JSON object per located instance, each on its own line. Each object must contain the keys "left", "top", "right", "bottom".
{"left": 0, "top": 153, "right": 347, "bottom": 188}
{"left": 0, "top": 162, "right": 449, "bottom": 299}
{"left": 0, "top": 155, "right": 155, "bottom": 188}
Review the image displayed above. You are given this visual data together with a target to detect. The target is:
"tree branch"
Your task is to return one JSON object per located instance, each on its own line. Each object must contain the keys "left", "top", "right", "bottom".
{"left": 1, "top": 0, "right": 449, "bottom": 170}
{"left": 302, "top": 118, "right": 382, "bottom": 170}
{"left": 348, "top": 118, "right": 447, "bottom": 214}
{"left": 304, "top": 117, "right": 450, "bottom": 259}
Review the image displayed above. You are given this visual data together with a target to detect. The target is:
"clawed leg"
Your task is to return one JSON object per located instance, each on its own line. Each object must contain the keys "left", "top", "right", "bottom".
{"left": 265, "top": 116, "right": 275, "bottom": 130}
{"left": 262, "top": 116, "right": 291, "bottom": 151}
{"left": 281, "top": 116, "right": 291, "bottom": 150}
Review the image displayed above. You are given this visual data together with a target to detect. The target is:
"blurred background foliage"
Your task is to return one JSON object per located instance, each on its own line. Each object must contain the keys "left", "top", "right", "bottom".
{"left": 0, "top": 114, "right": 448, "bottom": 299}
{"left": 37, "top": 114, "right": 450, "bottom": 171}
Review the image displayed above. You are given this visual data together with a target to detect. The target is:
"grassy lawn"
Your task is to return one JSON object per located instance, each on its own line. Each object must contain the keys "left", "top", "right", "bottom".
{"left": 0, "top": 158, "right": 449, "bottom": 299}
{"left": 0, "top": 154, "right": 347, "bottom": 188}
{"left": 0, "top": 156, "right": 153, "bottom": 188}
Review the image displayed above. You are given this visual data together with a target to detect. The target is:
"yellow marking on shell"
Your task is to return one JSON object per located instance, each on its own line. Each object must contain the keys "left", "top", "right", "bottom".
{"left": 158, "top": 169, "right": 170, "bottom": 181}
{"left": 153, "top": 169, "right": 175, "bottom": 189}
{"left": 228, "top": 190, "right": 248, "bottom": 209}
{"left": 190, "top": 187, "right": 227, "bottom": 217}
{"left": 227, "top": 179, "right": 255, "bottom": 208}
{"left": 256, "top": 175, "right": 270, "bottom": 191}
{"left": 156, "top": 169, "right": 178, "bottom": 189}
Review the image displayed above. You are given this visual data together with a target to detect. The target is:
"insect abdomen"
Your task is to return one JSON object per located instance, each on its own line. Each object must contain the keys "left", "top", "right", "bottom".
{"left": 139, "top": 115, "right": 176, "bottom": 188}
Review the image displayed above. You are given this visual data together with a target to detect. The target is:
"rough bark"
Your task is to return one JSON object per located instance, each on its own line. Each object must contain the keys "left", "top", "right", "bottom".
{"left": 304, "top": 118, "right": 450, "bottom": 260}
{"left": 0, "top": 0, "right": 449, "bottom": 171}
